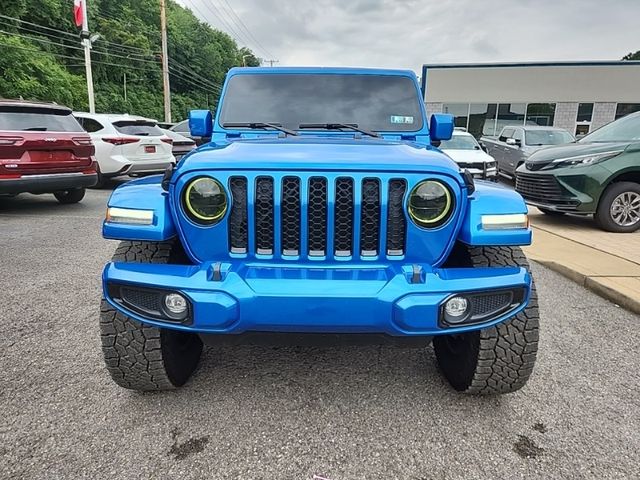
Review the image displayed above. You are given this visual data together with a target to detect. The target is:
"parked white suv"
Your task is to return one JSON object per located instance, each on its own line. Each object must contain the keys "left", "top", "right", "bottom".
{"left": 73, "top": 113, "right": 175, "bottom": 185}
{"left": 439, "top": 129, "right": 497, "bottom": 180}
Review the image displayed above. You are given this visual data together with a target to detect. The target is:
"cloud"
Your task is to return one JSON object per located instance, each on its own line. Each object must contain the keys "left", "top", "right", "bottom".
{"left": 178, "top": 0, "right": 640, "bottom": 73}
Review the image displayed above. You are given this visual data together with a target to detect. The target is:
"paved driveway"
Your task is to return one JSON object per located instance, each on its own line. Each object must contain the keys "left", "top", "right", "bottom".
{"left": 1, "top": 189, "right": 638, "bottom": 479}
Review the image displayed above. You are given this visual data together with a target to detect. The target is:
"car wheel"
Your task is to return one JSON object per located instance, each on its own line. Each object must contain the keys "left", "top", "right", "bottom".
{"left": 595, "top": 182, "right": 640, "bottom": 233}
{"left": 100, "top": 240, "right": 203, "bottom": 391}
{"left": 434, "top": 245, "right": 539, "bottom": 395}
{"left": 54, "top": 188, "right": 85, "bottom": 204}
{"left": 538, "top": 207, "right": 565, "bottom": 216}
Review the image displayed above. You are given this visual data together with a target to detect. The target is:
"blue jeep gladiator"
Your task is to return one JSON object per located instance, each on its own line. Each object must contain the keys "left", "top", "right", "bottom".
{"left": 100, "top": 67, "right": 538, "bottom": 394}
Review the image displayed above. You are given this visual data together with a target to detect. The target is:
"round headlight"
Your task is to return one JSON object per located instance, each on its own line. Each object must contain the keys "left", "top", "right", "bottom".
{"left": 408, "top": 180, "right": 453, "bottom": 228}
{"left": 183, "top": 177, "right": 227, "bottom": 225}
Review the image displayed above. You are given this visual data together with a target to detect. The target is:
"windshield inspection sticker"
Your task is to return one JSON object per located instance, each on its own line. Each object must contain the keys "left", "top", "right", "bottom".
{"left": 390, "top": 115, "right": 414, "bottom": 124}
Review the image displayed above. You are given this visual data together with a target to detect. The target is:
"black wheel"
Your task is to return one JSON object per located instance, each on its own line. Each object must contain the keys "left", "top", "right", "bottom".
{"left": 595, "top": 182, "right": 640, "bottom": 233}
{"left": 538, "top": 207, "right": 565, "bottom": 216}
{"left": 434, "top": 245, "right": 539, "bottom": 395}
{"left": 100, "top": 240, "right": 203, "bottom": 391}
{"left": 54, "top": 188, "right": 85, "bottom": 204}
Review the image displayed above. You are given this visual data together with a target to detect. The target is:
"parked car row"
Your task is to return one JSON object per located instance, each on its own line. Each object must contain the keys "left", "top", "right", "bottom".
{"left": 0, "top": 99, "right": 197, "bottom": 203}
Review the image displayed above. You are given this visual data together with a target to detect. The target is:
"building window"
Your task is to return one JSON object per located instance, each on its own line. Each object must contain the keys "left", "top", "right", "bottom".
{"left": 577, "top": 103, "right": 593, "bottom": 122}
{"left": 442, "top": 103, "right": 469, "bottom": 129}
{"left": 526, "top": 103, "right": 556, "bottom": 126}
{"left": 480, "top": 103, "right": 498, "bottom": 137}
{"left": 496, "top": 103, "right": 526, "bottom": 132}
{"left": 615, "top": 103, "right": 640, "bottom": 120}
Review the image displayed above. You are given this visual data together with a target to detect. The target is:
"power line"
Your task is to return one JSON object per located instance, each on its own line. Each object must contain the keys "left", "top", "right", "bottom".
{"left": 169, "top": 60, "right": 222, "bottom": 92}
{"left": 182, "top": 0, "right": 246, "bottom": 47}
{"left": 0, "top": 13, "right": 77, "bottom": 37}
{"left": 168, "top": 65, "right": 221, "bottom": 93}
{"left": 216, "top": 0, "right": 273, "bottom": 58}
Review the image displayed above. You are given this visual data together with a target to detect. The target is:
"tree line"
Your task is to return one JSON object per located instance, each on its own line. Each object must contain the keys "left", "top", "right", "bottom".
{"left": 0, "top": 0, "right": 260, "bottom": 121}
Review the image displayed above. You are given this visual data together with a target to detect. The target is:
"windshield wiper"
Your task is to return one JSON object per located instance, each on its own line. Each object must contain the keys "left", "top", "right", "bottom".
{"left": 222, "top": 122, "right": 298, "bottom": 136}
{"left": 298, "top": 123, "right": 381, "bottom": 138}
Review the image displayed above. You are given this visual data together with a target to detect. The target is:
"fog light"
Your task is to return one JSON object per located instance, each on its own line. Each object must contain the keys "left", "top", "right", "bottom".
{"left": 444, "top": 296, "right": 469, "bottom": 323}
{"left": 164, "top": 293, "right": 188, "bottom": 315}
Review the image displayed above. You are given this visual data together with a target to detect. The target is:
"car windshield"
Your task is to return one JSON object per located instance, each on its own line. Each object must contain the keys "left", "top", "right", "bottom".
{"left": 113, "top": 121, "right": 163, "bottom": 136}
{"left": 0, "top": 106, "right": 83, "bottom": 132}
{"left": 525, "top": 130, "right": 574, "bottom": 146}
{"left": 579, "top": 113, "right": 640, "bottom": 143}
{"left": 439, "top": 135, "right": 478, "bottom": 150}
{"left": 219, "top": 73, "right": 423, "bottom": 132}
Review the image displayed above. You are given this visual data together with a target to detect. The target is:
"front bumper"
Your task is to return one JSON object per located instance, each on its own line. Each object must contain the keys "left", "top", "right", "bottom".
{"left": 515, "top": 164, "right": 609, "bottom": 213}
{"left": 103, "top": 262, "right": 531, "bottom": 336}
{"left": 0, "top": 172, "right": 97, "bottom": 194}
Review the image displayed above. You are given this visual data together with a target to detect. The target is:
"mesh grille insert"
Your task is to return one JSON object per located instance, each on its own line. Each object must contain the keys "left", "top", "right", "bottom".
{"left": 386, "top": 179, "right": 407, "bottom": 255}
{"left": 281, "top": 176, "right": 301, "bottom": 255}
{"left": 308, "top": 177, "right": 327, "bottom": 256}
{"left": 254, "top": 176, "right": 274, "bottom": 255}
{"left": 228, "top": 176, "right": 248, "bottom": 254}
{"left": 334, "top": 178, "right": 354, "bottom": 256}
{"left": 360, "top": 179, "right": 380, "bottom": 256}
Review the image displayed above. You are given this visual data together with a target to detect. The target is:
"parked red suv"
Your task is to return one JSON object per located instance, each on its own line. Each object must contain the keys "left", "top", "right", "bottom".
{"left": 0, "top": 100, "right": 97, "bottom": 203}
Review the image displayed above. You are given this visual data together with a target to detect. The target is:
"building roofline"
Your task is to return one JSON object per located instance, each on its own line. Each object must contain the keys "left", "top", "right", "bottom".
{"left": 422, "top": 60, "right": 640, "bottom": 70}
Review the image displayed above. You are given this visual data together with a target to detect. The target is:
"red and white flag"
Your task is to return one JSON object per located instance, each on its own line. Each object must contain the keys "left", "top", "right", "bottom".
{"left": 73, "top": 0, "right": 84, "bottom": 28}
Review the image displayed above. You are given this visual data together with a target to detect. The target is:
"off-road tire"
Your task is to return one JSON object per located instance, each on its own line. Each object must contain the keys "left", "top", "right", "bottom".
{"left": 54, "top": 188, "right": 85, "bottom": 204}
{"left": 434, "top": 245, "right": 539, "bottom": 395}
{"left": 538, "top": 207, "right": 565, "bottom": 216}
{"left": 595, "top": 182, "right": 640, "bottom": 233}
{"left": 100, "top": 240, "right": 203, "bottom": 390}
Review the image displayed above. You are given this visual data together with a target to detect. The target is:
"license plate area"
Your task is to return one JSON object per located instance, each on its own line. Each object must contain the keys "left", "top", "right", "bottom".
{"left": 144, "top": 145, "right": 156, "bottom": 154}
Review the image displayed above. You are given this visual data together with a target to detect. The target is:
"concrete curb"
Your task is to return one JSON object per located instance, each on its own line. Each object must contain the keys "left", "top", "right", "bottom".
{"left": 532, "top": 258, "right": 640, "bottom": 315}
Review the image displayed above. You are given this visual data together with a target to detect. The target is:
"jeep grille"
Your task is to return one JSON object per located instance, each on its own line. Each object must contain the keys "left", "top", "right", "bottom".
{"left": 228, "top": 176, "right": 407, "bottom": 259}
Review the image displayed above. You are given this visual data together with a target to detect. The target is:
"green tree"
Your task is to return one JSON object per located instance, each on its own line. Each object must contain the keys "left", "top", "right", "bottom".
{"left": 0, "top": 0, "right": 259, "bottom": 121}
{"left": 622, "top": 50, "right": 640, "bottom": 60}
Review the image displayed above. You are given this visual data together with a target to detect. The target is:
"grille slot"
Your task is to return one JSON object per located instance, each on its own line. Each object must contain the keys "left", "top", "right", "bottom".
{"left": 254, "top": 176, "right": 274, "bottom": 255}
{"left": 515, "top": 173, "right": 566, "bottom": 202}
{"left": 360, "top": 179, "right": 381, "bottom": 256}
{"left": 281, "top": 177, "right": 301, "bottom": 255}
{"left": 334, "top": 178, "right": 354, "bottom": 256}
{"left": 226, "top": 175, "right": 409, "bottom": 259}
{"left": 386, "top": 179, "right": 407, "bottom": 255}
{"left": 229, "top": 177, "right": 248, "bottom": 254}
{"left": 308, "top": 178, "right": 328, "bottom": 256}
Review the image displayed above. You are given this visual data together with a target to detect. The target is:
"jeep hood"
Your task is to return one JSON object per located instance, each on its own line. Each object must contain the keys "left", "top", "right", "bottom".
{"left": 526, "top": 141, "right": 630, "bottom": 165}
{"left": 177, "top": 137, "right": 461, "bottom": 177}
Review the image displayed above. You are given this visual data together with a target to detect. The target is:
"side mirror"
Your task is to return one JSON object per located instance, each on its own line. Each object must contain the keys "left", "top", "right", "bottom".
{"left": 189, "top": 110, "right": 212, "bottom": 138}
{"left": 506, "top": 138, "right": 518, "bottom": 146}
{"left": 430, "top": 113, "right": 454, "bottom": 142}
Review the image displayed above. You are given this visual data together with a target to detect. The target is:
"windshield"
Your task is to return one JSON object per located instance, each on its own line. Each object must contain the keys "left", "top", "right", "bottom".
{"left": 0, "top": 106, "right": 83, "bottom": 132}
{"left": 219, "top": 73, "right": 423, "bottom": 132}
{"left": 579, "top": 113, "right": 640, "bottom": 143}
{"left": 439, "top": 135, "right": 479, "bottom": 150}
{"left": 525, "top": 129, "right": 574, "bottom": 146}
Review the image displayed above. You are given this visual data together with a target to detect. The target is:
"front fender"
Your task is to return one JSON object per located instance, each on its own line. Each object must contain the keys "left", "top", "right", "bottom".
{"left": 457, "top": 181, "right": 531, "bottom": 246}
{"left": 102, "top": 175, "right": 176, "bottom": 241}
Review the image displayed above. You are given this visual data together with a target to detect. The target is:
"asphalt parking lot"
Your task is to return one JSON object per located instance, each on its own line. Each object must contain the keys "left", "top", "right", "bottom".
{"left": 1, "top": 186, "right": 639, "bottom": 480}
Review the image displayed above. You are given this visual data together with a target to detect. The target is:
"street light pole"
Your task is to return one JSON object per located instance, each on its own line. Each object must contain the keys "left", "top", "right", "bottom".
{"left": 81, "top": 0, "right": 95, "bottom": 113}
{"left": 160, "top": 0, "right": 171, "bottom": 123}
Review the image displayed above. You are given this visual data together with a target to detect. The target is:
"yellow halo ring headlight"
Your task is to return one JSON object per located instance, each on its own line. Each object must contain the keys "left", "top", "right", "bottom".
{"left": 408, "top": 180, "right": 454, "bottom": 228}
{"left": 183, "top": 177, "right": 227, "bottom": 225}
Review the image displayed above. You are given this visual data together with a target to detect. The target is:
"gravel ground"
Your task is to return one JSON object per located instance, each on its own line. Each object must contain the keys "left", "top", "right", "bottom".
{"left": 0, "top": 187, "right": 638, "bottom": 480}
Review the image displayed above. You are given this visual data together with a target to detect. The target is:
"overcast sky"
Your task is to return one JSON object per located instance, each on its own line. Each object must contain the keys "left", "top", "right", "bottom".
{"left": 179, "top": 0, "right": 639, "bottom": 73}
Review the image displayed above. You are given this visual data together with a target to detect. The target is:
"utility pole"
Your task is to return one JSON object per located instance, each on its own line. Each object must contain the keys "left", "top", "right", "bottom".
{"left": 264, "top": 59, "right": 279, "bottom": 67}
{"left": 159, "top": 0, "right": 171, "bottom": 122}
{"left": 80, "top": 1, "right": 95, "bottom": 113}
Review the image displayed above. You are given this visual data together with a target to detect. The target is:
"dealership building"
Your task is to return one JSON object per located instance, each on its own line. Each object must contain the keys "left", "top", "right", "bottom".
{"left": 421, "top": 61, "right": 640, "bottom": 138}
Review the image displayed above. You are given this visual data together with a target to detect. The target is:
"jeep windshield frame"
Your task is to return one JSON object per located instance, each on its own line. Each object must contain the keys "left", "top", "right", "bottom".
{"left": 217, "top": 72, "right": 425, "bottom": 134}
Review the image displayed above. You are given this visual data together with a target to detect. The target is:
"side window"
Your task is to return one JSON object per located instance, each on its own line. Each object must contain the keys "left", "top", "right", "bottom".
{"left": 173, "top": 120, "right": 189, "bottom": 133}
{"left": 512, "top": 128, "right": 524, "bottom": 144}
{"left": 82, "top": 118, "right": 104, "bottom": 133}
{"left": 499, "top": 128, "right": 514, "bottom": 142}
